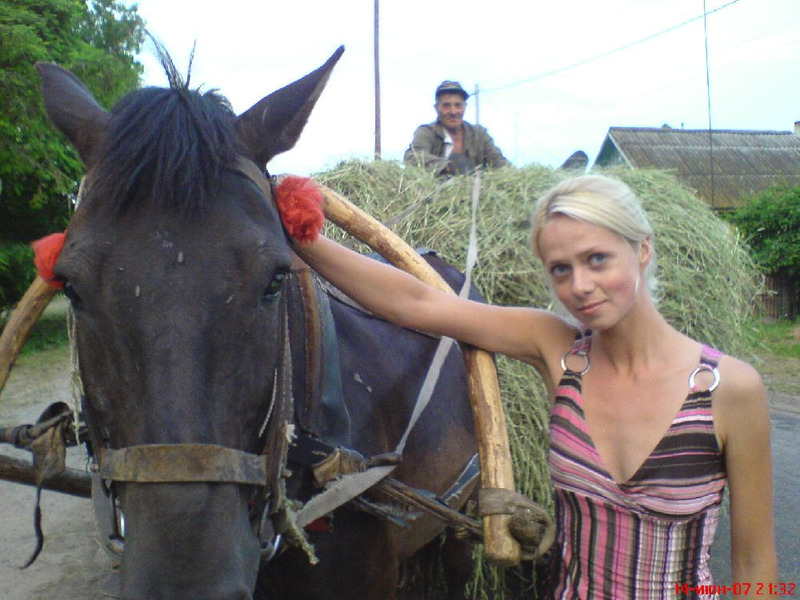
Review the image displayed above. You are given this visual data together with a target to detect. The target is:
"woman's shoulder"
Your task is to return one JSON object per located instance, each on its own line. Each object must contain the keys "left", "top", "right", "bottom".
{"left": 712, "top": 352, "right": 769, "bottom": 443}
{"left": 717, "top": 353, "right": 765, "bottom": 400}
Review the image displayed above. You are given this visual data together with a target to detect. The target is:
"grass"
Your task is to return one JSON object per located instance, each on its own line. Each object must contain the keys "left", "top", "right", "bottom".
{"left": 746, "top": 319, "right": 800, "bottom": 359}
{"left": 3, "top": 295, "right": 71, "bottom": 363}
{"left": 739, "top": 317, "right": 800, "bottom": 398}
{"left": 19, "top": 311, "right": 70, "bottom": 355}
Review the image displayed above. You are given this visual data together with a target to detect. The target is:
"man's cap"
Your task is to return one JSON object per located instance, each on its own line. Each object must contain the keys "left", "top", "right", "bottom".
{"left": 435, "top": 80, "right": 469, "bottom": 100}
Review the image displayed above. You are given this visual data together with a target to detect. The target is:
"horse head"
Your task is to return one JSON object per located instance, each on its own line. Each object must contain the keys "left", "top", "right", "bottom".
{"left": 37, "top": 47, "right": 343, "bottom": 600}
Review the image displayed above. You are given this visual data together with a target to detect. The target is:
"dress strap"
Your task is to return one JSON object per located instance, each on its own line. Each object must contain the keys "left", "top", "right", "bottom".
{"left": 560, "top": 329, "right": 592, "bottom": 376}
{"left": 688, "top": 345, "right": 722, "bottom": 392}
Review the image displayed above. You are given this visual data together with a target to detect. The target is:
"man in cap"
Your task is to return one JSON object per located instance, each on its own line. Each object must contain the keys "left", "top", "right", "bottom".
{"left": 403, "top": 80, "right": 510, "bottom": 175}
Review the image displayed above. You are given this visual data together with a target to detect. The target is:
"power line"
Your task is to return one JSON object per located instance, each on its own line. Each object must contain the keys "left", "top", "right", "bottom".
{"left": 482, "top": 0, "right": 741, "bottom": 94}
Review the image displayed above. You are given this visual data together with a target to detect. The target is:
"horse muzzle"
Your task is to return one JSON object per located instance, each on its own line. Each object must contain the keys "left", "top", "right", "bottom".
{"left": 117, "top": 479, "right": 261, "bottom": 600}
{"left": 94, "top": 443, "right": 277, "bottom": 600}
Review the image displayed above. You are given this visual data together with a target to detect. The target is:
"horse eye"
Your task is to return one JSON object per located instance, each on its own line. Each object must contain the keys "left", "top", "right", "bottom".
{"left": 62, "top": 280, "right": 85, "bottom": 310}
{"left": 262, "top": 270, "right": 287, "bottom": 302}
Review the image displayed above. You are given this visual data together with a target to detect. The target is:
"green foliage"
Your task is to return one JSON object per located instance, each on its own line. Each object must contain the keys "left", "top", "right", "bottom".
{"left": 0, "top": 241, "right": 36, "bottom": 322}
{"left": 745, "top": 319, "right": 800, "bottom": 359}
{"left": 727, "top": 185, "right": 800, "bottom": 277}
{"left": 18, "top": 306, "right": 69, "bottom": 354}
{"left": 0, "top": 0, "right": 145, "bottom": 243}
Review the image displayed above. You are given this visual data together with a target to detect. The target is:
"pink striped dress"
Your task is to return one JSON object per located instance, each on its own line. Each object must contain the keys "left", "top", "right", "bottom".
{"left": 548, "top": 334, "right": 726, "bottom": 599}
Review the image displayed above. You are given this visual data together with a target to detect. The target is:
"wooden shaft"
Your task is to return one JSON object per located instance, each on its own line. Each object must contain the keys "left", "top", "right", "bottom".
{"left": 318, "top": 184, "right": 521, "bottom": 566}
{"left": 0, "top": 277, "right": 59, "bottom": 396}
{"left": 0, "top": 453, "right": 91, "bottom": 498}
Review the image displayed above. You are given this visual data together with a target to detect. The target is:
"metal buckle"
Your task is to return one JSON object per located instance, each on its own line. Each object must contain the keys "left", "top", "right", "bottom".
{"left": 688, "top": 364, "right": 720, "bottom": 392}
{"left": 560, "top": 350, "right": 590, "bottom": 376}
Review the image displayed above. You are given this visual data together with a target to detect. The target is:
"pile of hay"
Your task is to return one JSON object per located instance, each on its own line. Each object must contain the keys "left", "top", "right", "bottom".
{"left": 312, "top": 160, "right": 762, "bottom": 598}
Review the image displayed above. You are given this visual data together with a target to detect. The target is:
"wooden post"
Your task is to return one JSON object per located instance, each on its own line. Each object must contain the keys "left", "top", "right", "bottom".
{"left": 317, "top": 183, "right": 521, "bottom": 566}
{"left": 0, "top": 453, "right": 91, "bottom": 498}
{"left": 0, "top": 277, "right": 59, "bottom": 395}
{"left": 373, "top": 0, "right": 382, "bottom": 160}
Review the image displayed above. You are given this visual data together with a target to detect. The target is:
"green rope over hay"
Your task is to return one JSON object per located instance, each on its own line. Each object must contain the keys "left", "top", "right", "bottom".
{"left": 312, "top": 160, "right": 762, "bottom": 598}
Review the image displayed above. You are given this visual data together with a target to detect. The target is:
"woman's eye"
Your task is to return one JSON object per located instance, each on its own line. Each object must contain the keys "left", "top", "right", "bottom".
{"left": 588, "top": 253, "right": 607, "bottom": 266}
{"left": 263, "top": 271, "right": 287, "bottom": 302}
{"left": 550, "top": 264, "right": 569, "bottom": 278}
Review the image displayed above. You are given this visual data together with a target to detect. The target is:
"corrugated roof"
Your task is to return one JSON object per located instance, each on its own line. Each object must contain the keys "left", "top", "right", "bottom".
{"left": 594, "top": 126, "right": 800, "bottom": 208}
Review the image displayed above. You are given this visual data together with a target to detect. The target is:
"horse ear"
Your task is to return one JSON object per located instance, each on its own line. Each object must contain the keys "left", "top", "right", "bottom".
{"left": 36, "top": 62, "right": 110, "bottom": 167}
{"left": 236, "top": 46, "right": 344, "bottom": 167}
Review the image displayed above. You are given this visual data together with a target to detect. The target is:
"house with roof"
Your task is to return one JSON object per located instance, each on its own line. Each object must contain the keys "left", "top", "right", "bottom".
{"left": 593, "top": 123, "right": 800, "bottom": 319}
{"left": 593, "top": 124, "right": 800, "bottom": 210}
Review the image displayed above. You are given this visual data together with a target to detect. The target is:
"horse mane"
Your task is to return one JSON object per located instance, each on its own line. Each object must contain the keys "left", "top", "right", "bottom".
{"left": 91, "top": 44, "right": 244, "bottom": 216}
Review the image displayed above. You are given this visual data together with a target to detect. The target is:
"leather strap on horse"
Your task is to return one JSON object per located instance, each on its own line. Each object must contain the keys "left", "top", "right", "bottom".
{"left": 294, "top": 259, "right": 466, "bottom": 528}
{"left": 478, "top": 488, "right": 555, "bottom": 560}
{"left": 93, "top": 300, "right": 290, "bottom": 489}
{"left": 317, "top": 176, "right": 523, "bottom": 566}
{"left": 98, "top": 444, "right": 269, "bottom": 484}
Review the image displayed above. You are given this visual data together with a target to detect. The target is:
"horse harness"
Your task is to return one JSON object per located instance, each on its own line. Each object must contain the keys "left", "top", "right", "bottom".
{"left": 5, "top": 159, "right": 552, "bottom": 574}
{"left": 72, "top": 158, "right": 483, "bottom": 565}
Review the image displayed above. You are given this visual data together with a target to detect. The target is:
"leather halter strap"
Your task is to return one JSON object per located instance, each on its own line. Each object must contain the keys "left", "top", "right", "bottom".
{"left": 95, "top": 304, "right": 290, "bottom": 488}
{"left": 234, "top": 156, "right": 277, "bottom": 209}
{"left": 99, "top": 444, "right": 268, "bottom": 485}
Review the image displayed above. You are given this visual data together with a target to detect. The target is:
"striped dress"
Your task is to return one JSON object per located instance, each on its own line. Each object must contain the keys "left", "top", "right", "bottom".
{"left": 548, "top": 336, "right": 726, "bottom": 599}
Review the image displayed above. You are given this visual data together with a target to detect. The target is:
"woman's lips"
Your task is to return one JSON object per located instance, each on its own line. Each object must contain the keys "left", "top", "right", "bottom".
{"left": 577, "top": 300, "right": 604, "bottom": 316}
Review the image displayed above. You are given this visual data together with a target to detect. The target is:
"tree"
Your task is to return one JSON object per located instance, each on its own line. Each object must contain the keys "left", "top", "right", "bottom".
{"left": 728, "top": 184, "right": 800, "bottom": 319}
{"left": 0, "top": 0, "right": 145, "bottom": 244}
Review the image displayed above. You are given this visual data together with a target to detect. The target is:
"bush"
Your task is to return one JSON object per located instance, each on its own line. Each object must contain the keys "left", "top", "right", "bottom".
{"left": 728, "top": 185, "right": 800, "bottom": 278}
{"left": 0, "top": 242, "right": 36, "bottom": 325}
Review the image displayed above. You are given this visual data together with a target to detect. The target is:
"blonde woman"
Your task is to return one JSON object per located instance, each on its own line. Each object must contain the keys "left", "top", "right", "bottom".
{"left": 292, "top": 175, "right": 777, "bottom": 598}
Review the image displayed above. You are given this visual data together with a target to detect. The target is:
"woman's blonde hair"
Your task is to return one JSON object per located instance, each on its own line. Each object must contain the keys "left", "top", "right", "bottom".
{"left": 531, "top": 174, "right": 659, "bottom": 294}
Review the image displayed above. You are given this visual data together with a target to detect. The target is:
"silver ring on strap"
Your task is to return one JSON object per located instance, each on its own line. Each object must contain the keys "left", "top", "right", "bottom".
{"left": 560, "top": 351, "right": 590, "bottom": 376}
{"left": 688, "top": 364, "right": 720, "bottom": 392}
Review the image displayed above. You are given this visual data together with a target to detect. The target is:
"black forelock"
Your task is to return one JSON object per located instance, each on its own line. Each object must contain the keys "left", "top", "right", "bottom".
{"left": 89, "top": 82, "right": 244, "bottom": 216}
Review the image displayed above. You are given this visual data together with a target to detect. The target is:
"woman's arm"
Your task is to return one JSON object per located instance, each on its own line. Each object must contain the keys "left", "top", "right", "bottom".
{"left": 715, "top": 358, "right": 778, "bottom": 597}
{"left": 292, "top": 235, "right": 573, "bottom": 369}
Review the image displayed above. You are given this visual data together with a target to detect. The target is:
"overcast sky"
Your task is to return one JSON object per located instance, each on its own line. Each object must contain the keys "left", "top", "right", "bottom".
{"left": 128, "top": 0, "right": 800, "bottom": 176}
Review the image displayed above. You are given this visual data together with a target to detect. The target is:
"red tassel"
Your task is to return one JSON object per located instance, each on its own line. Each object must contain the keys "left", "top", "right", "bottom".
{"left": 31, "top": 232, "right": 66, "bottom": 289}
{"left": 303, "top": 517, "right": 331, "bottom": 533}
{"left": 274, "top": 176, "right": 324, "bottom": 244}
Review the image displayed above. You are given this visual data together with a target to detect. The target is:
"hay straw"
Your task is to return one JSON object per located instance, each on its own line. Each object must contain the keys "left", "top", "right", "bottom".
{"left": 311, "top": 160, "right": 762, "bottom": 598}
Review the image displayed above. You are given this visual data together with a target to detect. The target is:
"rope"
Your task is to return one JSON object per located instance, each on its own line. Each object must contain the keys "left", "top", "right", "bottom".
{"left": 69, "top": 177, "right": 87, "bottom": 447}
{"left": 295, "top": 170, "right": 484, "bottom": 529}
{"left": 396, "top": 170, "right": 482, "bottom": 452}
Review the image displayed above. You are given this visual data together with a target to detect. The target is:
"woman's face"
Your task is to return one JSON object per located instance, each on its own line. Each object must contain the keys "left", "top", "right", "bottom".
{"left": 538, "top": 215, "right": 649, "bottom": 330}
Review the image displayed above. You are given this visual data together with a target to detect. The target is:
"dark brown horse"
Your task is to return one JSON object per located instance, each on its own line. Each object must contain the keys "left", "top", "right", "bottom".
{"left": 37, "top": 48, "right": 481, "bottom": 600}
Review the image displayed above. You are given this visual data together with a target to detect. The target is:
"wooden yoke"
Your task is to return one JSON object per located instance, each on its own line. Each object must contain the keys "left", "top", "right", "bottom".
{"left": 316, "top": 183, "right": 521, "bottom": 566}
{"left": 0, "top": 277, "right": 59, "bottom": 395}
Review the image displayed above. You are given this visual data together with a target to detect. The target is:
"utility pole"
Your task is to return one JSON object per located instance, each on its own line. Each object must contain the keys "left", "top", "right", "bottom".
{"left": 373, "top": 0, "right": 382, "bottom": 160}
{"left": 473, "top": 84, "right": 480, "bottom": 126}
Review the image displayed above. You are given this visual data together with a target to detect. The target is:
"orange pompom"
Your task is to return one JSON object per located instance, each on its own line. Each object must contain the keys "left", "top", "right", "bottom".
{"left": 31, "top": 232, "right": 66, "bottom": 289}
{"left": 274, "top": 176, "right": 324, "bottom": 244}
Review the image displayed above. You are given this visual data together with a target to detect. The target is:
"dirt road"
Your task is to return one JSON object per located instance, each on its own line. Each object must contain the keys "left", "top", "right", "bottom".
{"left": 0, "top": 349, "right": 112, "bottom": 599}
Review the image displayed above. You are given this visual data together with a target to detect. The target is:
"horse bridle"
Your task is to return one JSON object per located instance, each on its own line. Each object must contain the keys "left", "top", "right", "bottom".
{"left": 87, "top": 157, "right": 296, "bottom": 554}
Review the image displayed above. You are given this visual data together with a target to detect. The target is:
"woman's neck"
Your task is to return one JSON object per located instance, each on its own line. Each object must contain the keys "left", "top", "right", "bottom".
{"left": 592, "top": 303, "right": 684, "bottom": 376}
